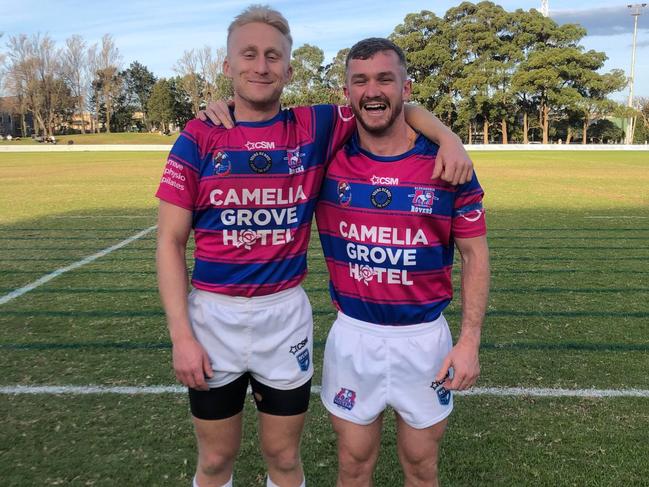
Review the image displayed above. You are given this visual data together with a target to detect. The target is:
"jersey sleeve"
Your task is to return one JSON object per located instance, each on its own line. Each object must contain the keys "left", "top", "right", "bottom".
{"left": 303, "top": 104, "right": 356, "bottom": 163}
{"left": 451, "top": 173, "right": 486, "bottom": 238}
{"left": 154, "top": 120, "right": 203, "bottom": 211}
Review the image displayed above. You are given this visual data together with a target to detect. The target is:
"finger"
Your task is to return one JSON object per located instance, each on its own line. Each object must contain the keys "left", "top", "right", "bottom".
{"left": 216, "top": 100, "right": 234, "bottom": 128}
{"left": 431, "top": 155, "right": 444, "bottom": 180}
{"left": 451, "top": 166, "right": 462, "bottom": 186}
{"left": 193, "top": 369, "right": 208, "bottom": 391}
{"left": 197, "top": 110, "right": 207, "bottom": 121}
{"left": 460, "top": 166, "right": 470, "bottom": 185}
{"left": 202, "top": 352, "right": 214, "bottom": 379}
{"left": 435, "top": 356, "right": 452, "bottom": 383}
{"left": 205, "top": 107, "right": 223, "bottom": 126}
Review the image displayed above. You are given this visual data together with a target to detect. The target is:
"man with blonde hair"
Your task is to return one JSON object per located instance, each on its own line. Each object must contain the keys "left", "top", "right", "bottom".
{"left": 157, "top": 5, "right": 473, "bottom": 487}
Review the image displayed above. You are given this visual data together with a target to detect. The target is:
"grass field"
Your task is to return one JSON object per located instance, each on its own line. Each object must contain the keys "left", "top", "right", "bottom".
{"left": 1, "top": 150, "right": 648, "bottom": 486}
{"left": 0, "top": 132, "right": 175, "bottom": 145}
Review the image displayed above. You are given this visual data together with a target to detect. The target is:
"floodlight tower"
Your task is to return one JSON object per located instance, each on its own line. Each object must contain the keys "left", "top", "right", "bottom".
{"left": 625, "top": 3, "right": 647, "bottom": 144}
{"left": 541, "top": 0, "right": 549, "bottom": 17}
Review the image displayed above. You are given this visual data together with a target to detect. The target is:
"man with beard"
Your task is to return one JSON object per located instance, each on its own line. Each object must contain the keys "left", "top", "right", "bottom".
{"left": 157, "top": 5, "right": 474, "bottom": 487}
{"left": 315, "top": 38, "right": 490, "bottom": 486}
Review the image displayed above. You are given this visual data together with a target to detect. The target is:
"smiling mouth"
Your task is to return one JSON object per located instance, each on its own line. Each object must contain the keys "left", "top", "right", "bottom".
{"left": 362, "top": 101, "right": 388, "bottom": 113}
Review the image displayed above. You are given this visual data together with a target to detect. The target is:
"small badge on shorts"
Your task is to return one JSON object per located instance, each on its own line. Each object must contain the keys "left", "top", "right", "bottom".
{"left": 430, "top": 372, "right": 452, "bottom": 406}
{"left": 289, "top": 337, "right": 310, "bottom": 372}
{"left": 333, "top": 388, "right": 356, "bottom": 410}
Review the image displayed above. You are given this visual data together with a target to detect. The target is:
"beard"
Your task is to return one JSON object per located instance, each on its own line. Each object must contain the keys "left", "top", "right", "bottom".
{"left": 351, "top": 96, "right": 404, "bottom": 135}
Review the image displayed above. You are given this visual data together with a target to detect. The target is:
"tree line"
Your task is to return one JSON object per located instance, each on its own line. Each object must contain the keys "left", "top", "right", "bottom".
{"left": 1, "top": 1, "right": 647, "bottom": 143}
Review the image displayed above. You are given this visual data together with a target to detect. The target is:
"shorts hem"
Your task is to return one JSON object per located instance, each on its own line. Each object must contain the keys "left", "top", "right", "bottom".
{"left": 399, "top": 406, "right": 454, "bottom": 430}
{"left": 320, "top": 391, "right": 380, "bottom": 426}
{"left": 204, "top": 372, "right": 247, "bottom": 390}
{"left": 252, "top": 371, "right": 314, "bottom": 391}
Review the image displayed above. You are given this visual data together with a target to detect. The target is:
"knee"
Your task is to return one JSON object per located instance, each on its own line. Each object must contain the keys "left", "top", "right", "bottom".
{"left": 338, "top": 446, "right": 375, "bottom": 480}
{"left": 198, "top": 450, "right": 237, "bottom": 477}
{"left": 262, "top": 443, "right": 301, "bottom": 473}
{"left": 402, "top": 455, "right": 439, "bottom": 484}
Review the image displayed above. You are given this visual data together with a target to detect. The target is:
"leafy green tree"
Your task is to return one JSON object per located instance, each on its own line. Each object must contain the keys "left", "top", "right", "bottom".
{"left": 147, "top": 79, "right": 175, "bottom": 132}
{"left": 122, "top": 61, "right": 157, "bottom": 130}
{"left": 283, "top": 44, "right": 340, "bottom": 106}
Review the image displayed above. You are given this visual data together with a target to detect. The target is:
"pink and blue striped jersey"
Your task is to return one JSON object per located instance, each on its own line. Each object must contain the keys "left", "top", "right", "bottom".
{"left": 315, "top": 133, "right": 486, "bottom": 325}
{"left": 156, "top": 105, "right": 354, "bottom": 297}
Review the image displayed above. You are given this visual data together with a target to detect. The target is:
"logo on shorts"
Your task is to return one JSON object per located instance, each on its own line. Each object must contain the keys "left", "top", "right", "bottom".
{"left": 430, "top": 372, "right": 452, "bottom": 406}
{"left": 290, "top": 337, "right": 310, "bottom": 372}
{"left": 333, "top": 388, "right": 356, "bottom": 410}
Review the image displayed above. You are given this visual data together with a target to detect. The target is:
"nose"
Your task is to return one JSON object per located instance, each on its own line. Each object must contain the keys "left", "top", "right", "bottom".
{"left": 364, "top": 79, "right": 382, "bottom": 98}
{"left": 254, "top": 56, "right": 269, "bottom": 75}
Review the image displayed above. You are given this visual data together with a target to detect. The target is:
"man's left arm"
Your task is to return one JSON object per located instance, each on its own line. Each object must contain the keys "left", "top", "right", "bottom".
{"left": 435, "top": 235, "right": 490, "bottom": 390}
{"left": 404, "top": 104, "right": 473, "bottom": 185}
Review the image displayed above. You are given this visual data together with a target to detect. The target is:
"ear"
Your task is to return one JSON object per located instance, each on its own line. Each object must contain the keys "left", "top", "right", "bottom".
{"left": 403, "top": 78, "right": 412, "bottom": 102}
{"left": 286, "top": 63, "right": 293, "bottom": 82}
{"left": 223, "top": 57, "right": 232, "bottom": 78}
{"left": 343, "top": 84, "right": 349, "bottom": 101}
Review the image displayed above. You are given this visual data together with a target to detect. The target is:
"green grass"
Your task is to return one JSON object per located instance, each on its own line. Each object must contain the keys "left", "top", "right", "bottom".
{"left": 1, "top": 150, "right": 648, "bottom": 486}
{"left": 0, "top": 132, "right": 175, "bottom": 145}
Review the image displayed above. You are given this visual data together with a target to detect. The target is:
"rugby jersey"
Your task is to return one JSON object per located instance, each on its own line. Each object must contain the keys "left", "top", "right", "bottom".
{"left": 156, "top": 105, "right": 354, "bottom": 297}
{"left": 315, "top": 133, "right": 486, "bottom": 325}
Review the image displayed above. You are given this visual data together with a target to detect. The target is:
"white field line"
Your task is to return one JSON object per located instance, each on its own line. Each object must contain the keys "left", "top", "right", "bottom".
{"left": 585, "top": 216, "right": 649, "bottom": 219}
{"left": 1, "top": 385, "right": 648, "bottom": 398}
{"left": 0, "top": 225, "right": 157, "bottom": 306}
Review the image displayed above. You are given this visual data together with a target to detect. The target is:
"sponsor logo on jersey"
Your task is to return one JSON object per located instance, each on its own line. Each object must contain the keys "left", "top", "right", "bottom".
{"left": 245, "top": 140, "right": 275, "bottom": 150}
{"left": 370, "top": 175, "right": 399, "bottom": 186}
{"left": 430, "top": 372, "right": 452, "bottom": 406}
{"left": 333, "top": 388, "right": 356, "bottom": 410}
{"left": 370, "top": 187, "right": 392, "bottom": 208}
{"left": 213, "top": 152, "right": 231, "bottom": 176}
{"left": 408, "top": 187, "right": 438, "bottom": 214}
{"left": 289, "top": 337, "right": 310, "bottom": 371}
{"left": 249, "top": 152, "right": 272, "bottom": 173}
{"left": 337, "top": 181, "right": 352, "bottom": 206}
{"left": 233, "top": 229, "right": 260, "bottom": 250}
{"left": 285, "top": 147, "right": 305, "bottom": 174}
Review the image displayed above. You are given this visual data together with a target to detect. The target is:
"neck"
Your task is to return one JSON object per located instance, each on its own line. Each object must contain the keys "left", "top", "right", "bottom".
{"left": 232, "top": 94, "right": 281, "bottom": 122}
{"left": 357, "top": 116, "right": 417, "bottom": 156}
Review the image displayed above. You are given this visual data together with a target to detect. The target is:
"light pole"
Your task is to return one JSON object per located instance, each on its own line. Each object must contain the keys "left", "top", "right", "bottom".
{"left": 626, "top": 3, "right": 647, "bottom": 144}
{"left": 541, "top": 1, "right": 549, "bottom": 17}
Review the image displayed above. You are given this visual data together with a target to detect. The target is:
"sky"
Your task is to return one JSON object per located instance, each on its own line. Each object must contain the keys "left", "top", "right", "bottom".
{"left": 2, "top": 0, "right": 648, "bottom": 100}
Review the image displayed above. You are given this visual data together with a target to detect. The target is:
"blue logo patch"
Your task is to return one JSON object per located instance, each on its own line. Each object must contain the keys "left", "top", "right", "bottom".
{"left": 289, "top": 337, "right": 309, "bottom": 372}
{"left": 333, "top": 388, "right": 356, "bottom": 410}
{"left": 430, "top": 373, "right": 452, "bottom": 406}
{"left": 337, "top": 181, "right": 352, "bottom": 206}
{"left": 296, "top": 349, "right": 310, "bottom": 371}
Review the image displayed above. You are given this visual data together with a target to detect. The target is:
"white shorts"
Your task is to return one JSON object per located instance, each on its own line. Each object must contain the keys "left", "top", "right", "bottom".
{"left": 188, "top": 286, "right": 313, "bottom": 390}
{"left": 321, "top": 311, "right": 453, "bottom": 429}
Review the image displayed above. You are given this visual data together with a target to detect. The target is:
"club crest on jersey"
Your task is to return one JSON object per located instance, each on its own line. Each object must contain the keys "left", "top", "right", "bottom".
{"left": 337, "top": 181, "right": 352, "bottom": 206}
{"left": 213, "top": 152, "right": 231, "bottom": 176}
{"left": 409, "top": 187, "right": 438, "bottom": 214}
{"left": 249, "top": 152, "right": 272, "bottom": 173}
{"left": 289, "top": 337, "right": 310, "bottom": 371}
{"left": 234, "top": 229, "right": 260, "bottom": 250}
{"left": 284, "top": 147, "right": 305, "bottom": 174}
{"left": 430, "top": 372, "right": 452, "bottom": 406}
{"left": 333, "top": 388, "right": 356, "bottom": 410}
{"left": 370, "top": 187, "right": 392, "bottom": 208}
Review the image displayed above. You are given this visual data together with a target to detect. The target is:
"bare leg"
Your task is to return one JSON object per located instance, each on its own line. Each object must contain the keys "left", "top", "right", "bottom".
{"left": 396, "top": 414, "right": 448, "bottom": 487}
{"left": 193, "top": 413, "right": 243, "bottom": 487}
{"left": 331, "top": 413, "right": 383, "bottom": 487}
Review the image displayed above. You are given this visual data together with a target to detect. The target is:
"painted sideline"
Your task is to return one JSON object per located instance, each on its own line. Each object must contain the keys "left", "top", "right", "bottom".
{"left": 0, "top": 225, "right": 157, "bottom": 306}
{"left": 1, "top": 385, "right": 648, "bottom": 398}
{"left": 1, "top": 144, "right": 648, "bottom": 153}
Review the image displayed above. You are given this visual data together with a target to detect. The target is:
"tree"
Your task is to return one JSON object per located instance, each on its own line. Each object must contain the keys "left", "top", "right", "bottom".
{"left": 282, "top": 44, "right": 341, "bottom": 106}
{"left": 122, "top": 61, "right": 157, "bottom": 130}
{"left": 168, "top": 76, "right": 193, "bottom": 128}
{"left": 147, "top": 79, "right": 175, "bottom": 132}
{"left": 589, "top": 119, "right": 624, "bottom": 144}
{"left": 61, "top": 35, "right": 89, "bottom": 133}
{"left": 174, "top": 49, "right": 205, "bottom": 115}
{"left": 323, "top": 47, "right": 348, "bottom": 104}
{"left": 91, "top": 34, "right": 122, "bottom": 133}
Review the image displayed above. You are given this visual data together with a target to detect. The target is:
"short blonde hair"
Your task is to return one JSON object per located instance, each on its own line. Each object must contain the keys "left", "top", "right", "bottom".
{"left": 227, "top": 4, "right": 293, "bottom": 50}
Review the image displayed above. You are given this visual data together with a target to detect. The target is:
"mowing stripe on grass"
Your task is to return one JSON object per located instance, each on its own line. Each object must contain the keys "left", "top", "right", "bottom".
{"left": 0, "top": 226, "right": 157, "bottom": 306}
{"left": 49, "top": 215, "right": 155, "bottom": 219}
{"left": 1, "top": 384, "right": 648, "bottom": 398}
{"left": 585, "top": 216, "right": 649, "bottom": 219}
{"left": 2, "top": 340, "right": 648, "bottom": 353}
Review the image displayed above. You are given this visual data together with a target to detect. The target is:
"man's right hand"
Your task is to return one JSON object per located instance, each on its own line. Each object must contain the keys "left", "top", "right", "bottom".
{"left": 172, "top": 336, "right": 214, "bottom": 390}
{"left": 197, "top": 100, "right": 235, "bottom": 128}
